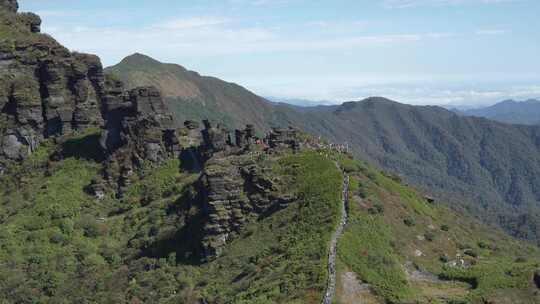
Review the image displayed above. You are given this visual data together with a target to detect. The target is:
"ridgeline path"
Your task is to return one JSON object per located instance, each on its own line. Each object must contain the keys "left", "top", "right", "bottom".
{"left": 322, "top": 170, "right": 349, "bottom": 304}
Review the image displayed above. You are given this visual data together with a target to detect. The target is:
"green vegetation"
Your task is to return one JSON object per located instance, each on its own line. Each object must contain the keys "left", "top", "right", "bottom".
{"left": 0, "top": 132, "right": 344, "bottom": 304}
{"left": 192, "top": 152, "right": 342, "bottom": 303}
{"left": 0, "top": 129, "right": 539, "bottom": 303}
{"left": 340, "top": 207, "right": 414, "bottom": 302}
{"left": 335, "top": 154, "right": 540, "bottom": 304}
{"left": 123, "top": 159, "right": 184, "bottom": 204}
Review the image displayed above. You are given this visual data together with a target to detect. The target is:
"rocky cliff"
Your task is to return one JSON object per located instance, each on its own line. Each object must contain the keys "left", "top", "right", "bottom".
{"left": 99, "top": 84, "right": 183, "bottom": 195}
{"left": 0, "top": 2, "right": 188, "bottom": 195}
{"left": 0, "top": 1, "right": 104, "bottom": 171}
{"left": 198, "top": 153, "right": 295, "bottom": 258}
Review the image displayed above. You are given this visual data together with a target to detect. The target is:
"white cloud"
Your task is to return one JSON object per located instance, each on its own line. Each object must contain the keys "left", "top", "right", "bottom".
{"left": 383, "top": 0, "right": 517, "bottom": 8}
{"left": 475, "top": 29, "right": 509, "bottom": 35}
{"left": 155, "top": 17, "right": 230, "bottom": 30}
{"left": 33, "top": 10, "right": 82, "bottom": 17}
{"left": 227, "top": 0, "right": 296, "bottom": 6}
{"left": 236, "top": 72, "right": 540, "bottom": 106}
{"left": 41, "top": 14, "right": 455, "bottom": 67}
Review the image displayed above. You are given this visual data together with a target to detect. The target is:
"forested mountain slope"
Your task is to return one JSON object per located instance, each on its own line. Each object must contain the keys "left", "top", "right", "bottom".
{"left": 294, "top": 98, "right": 540, "bottom": 244}
{"left": 461, "top": 99, "right": 540, "bottom": 125}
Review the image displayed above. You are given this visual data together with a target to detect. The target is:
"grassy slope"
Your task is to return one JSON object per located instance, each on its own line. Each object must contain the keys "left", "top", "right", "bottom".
{"left": 267, "top": 98, "right": 540, "bottom": 246}
{"left": 336, "top": 154, "right": 540, "bottom": 304}
{"left": 0, "top": 129, "right": 342, "bottom": 303}
{"left": 0, "top": 129, "right": 539, "bottom": 303}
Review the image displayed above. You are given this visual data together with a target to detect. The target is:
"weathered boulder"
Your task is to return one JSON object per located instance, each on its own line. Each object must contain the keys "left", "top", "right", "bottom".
{"left": 86, "top": 178, "right": 107, "bottom": 200}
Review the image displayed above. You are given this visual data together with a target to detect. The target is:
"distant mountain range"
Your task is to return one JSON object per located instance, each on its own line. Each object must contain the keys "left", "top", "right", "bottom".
{"left": 106, "top": 54, "right": 540, "bottom": 244}
{"left": 265, "top": 97, "right": 336, "bottom": 107}
{"left": 459, "top": 99, "right": 540, "bottom": 125}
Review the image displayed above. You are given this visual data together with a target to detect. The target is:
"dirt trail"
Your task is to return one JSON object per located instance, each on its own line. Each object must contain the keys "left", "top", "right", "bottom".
{"left": 322, "top": 172, "right": 349, "bottom": 304}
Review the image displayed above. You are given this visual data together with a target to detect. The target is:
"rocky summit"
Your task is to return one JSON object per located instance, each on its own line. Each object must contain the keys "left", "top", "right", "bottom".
{"left": 0, "top": 2, "right": 103, "bottom": 171}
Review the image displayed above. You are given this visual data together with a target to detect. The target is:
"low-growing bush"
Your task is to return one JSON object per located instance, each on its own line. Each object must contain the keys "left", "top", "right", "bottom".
{"left": 404, "top": 217, "right": 416, "bottom": 227}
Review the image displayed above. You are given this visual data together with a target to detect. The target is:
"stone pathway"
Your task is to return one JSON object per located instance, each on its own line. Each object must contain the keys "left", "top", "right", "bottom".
{"left": 322, "top": 171, "right": 349, "bottom": 304}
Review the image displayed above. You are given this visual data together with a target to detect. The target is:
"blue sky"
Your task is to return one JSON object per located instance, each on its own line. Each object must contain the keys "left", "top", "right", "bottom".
{"left": 19, "top": 0, "right": 540, "bottom": 106}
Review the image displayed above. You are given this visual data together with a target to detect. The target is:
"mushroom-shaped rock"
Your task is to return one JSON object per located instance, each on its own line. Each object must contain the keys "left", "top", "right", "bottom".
{"left": 18, "top": 13, "right": 42, "bottom": 33}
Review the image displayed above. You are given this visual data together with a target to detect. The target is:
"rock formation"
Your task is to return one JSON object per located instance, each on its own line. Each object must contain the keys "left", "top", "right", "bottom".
{"left": 0, "top": 1, "right": 305, "bottom": 257}
{"left": 1, "top": 0, "right": 18, "bottom": 13}
{"left": 235, "top": 124, "right": 256, "bottom": 150}
{"left": 201, "top": 119, "right": 232, "bottom": 157}
{"left": 198, "top": 154, "right": 294, "bottom": 259}
{"left": 100, "top": 84, "right": 182, "bottom": 195}
{"left": 18, "top": 12, "right": 41, "bottom": 33}
{"left": 0, "top": 2, "right": 105, "bottom": 171}
{"left": 0, "top": 1, "right": 184, "bottom": 186}
{"left": 266, "top": 127, "right": 300, "bottom": 151}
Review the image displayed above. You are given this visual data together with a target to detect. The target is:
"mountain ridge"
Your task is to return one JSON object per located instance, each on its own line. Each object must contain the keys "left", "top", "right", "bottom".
{"left": 105, "top": 53, "right": 540, "bottom": 245}
{"left": 105, "top": 53, "right": 283, "bottom": 132}
{"left": 461, "top": 99, "right": 540, "bottom": 125}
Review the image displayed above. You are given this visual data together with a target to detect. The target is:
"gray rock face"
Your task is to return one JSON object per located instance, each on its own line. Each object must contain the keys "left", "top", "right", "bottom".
{"left": 266, "top": 127, "right": 300, "bottom": 150}
{"left": 198, "top": 154, "right": 294, "bottom": 259}
{"left": 0, "top": 19, "right": 105, "bottom": 169}
{"left": 2, "top": 133, "right": 25, "bottom": 159}
{"left": 0, "top": 0, "right": 18, "bottom": 13}
{"left": 235, "top": 124, "right": 256, "bottom": 150}
{"left": 201, "top": 119, "right": 231, "bottom": 156}
{"left": 100, "top": 85, "right": 182, "bottom": 195}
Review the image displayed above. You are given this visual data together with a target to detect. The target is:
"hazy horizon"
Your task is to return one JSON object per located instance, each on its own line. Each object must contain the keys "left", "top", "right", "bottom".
{"left": 20, "top": 0, "right": 540, "bottom": 106}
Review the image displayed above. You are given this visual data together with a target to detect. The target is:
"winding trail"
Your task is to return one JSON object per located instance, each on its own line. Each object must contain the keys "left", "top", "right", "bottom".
{"left": 322, "top": 170, "right": 350, "bottom": 304}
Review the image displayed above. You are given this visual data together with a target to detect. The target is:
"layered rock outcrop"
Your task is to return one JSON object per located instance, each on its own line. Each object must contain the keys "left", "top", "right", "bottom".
{"left": 235, "top": 124, "right": 256, "bottom": 150}
{"left": 0, "top": 2, "right": 304, "bottom": 257}
{"left": 100, "top": 85, "right": 182, "bottom": 195}
{"left": 267, "top": 127, "right": 300, "bottom": 150}
{"left": 195, "top": 123, "right": 303, "bottom": 258}
{"left": 0, "top": 2, "right": 105, "bottom": 170}
{"left": 200, "top": 119, "right": 232, "bottom": 158}
{"left": 198, "top": 154, "right": 294, "bottom": 258}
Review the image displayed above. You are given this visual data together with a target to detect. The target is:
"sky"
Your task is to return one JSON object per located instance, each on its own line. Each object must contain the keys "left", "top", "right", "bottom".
{"left": 19, "top": 0, "right": 540, "bottom": 107}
